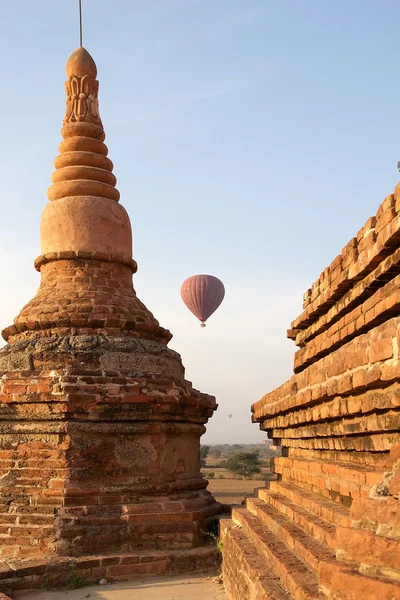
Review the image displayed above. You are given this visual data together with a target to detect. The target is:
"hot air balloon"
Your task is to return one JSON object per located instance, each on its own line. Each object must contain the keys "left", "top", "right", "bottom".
{"left": 180, "top": 274, "right": 225, "bottom": 327}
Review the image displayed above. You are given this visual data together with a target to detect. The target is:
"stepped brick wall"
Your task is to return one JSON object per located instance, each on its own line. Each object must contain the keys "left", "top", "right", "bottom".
{"left": 221, "top": 186, "right": 400, "bottom": 600}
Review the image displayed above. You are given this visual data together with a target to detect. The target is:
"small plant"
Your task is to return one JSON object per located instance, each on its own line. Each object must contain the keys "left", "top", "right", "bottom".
{"left": 41, "top": 574, "right": 51, "bottom": 589}
{"left": 207, "top": 471, "right": 215, "bottom": 478}
{"left": 204, "top": 530, "right": 224, "bottom": 553}
{"left": 201, "top": 522, "right": 223, "bottom": 555}
{"left": 67, "top": 570, "right": 85, "bottom": 590}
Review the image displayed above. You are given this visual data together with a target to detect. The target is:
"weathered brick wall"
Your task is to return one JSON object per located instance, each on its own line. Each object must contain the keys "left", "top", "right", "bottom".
{"left": 0, "top": 326, "right": 218, "bottom": 560}
{"left": 221, "top": 186, "right": 400, "bottom": 600}
{"left": 0, "top": 547, "right": 218, "bottom": 595}
{"left": 3, "top": 256, "right": 167, "bottom": 343}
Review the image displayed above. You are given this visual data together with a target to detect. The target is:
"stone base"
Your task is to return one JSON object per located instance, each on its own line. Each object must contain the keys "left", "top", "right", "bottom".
{"left": 0, "top": 333, "right": 219, "bottom": 558}
{"left": 0, "top": 545, "right": 220, "bottom": 596}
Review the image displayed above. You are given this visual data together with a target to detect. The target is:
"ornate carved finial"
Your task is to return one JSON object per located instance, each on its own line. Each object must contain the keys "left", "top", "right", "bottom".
{"left": 64, "top": 47, "right": 102, "bottom": 127}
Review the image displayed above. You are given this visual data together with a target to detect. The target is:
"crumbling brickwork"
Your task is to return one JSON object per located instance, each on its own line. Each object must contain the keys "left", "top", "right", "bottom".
{"left": 221, "top": 188, "right": 400, "bottom": 599}
{"left": 0, "top": 47, "right": 220, "bottom": 593}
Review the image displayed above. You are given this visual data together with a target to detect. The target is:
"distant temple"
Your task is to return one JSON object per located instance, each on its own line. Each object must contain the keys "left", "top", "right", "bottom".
{"left": 0, "top": 47, "right": 220, "bottom": 593}
{"left": 222, "top": 191, "right": 400, "bottom": 598}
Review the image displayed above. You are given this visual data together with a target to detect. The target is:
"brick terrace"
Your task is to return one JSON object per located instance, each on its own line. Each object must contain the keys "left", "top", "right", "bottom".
{"left": 221, "top": 186, "right": 400, "bottom": 599}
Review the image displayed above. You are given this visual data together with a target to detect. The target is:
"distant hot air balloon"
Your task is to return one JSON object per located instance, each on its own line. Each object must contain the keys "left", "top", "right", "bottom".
{"left": 181, "top": 274, "right": 225, "bottom": 327}
{"left": 228, "top": 414, "right": 232, "bottom": 419}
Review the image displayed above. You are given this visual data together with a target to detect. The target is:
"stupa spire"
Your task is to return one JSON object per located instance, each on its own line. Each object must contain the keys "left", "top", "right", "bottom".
{"left": 37, "top": 46, "right": 130, "bottom": 263}
{"left": 47, "top": 47, "right": 119, "bottom": 205}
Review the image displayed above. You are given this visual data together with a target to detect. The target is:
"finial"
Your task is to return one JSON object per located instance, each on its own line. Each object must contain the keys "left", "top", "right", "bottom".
{"left": 64, "top": 47, "right": 100, "bottom": 127}
{"left": 66, "top": 46, "right": 97, "bottom": 79}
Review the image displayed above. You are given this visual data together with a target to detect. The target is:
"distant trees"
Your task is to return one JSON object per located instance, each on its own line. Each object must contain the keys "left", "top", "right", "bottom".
{"left": 199, "top": 444, "right": 280, "bottom": 473}
{"left": 200, "top": 445, "right": 209, "bottom": 467}
{"left": 200, "top": 445, "right": 209, "bottom": 459}
{"left": 209, "top": 448, "right": 222, "bottom": 459}
{"left": 225, "top": 452, "right": 263, "bottom": 479}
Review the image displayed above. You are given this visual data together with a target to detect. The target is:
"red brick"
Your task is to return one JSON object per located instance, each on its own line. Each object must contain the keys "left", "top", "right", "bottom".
{"left": 370, "top": 339, "right": 394, "bottom": 364}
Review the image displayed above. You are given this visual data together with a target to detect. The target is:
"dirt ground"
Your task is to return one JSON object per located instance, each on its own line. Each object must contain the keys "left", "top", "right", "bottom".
{"left": 206, "top": 474, "right": 266, "bottom": 504}
{"left": 16, "top": 575, "right": 227, "bottom": 600}
{"left": 202, "top": 464, "right": 275, "bottom": 505}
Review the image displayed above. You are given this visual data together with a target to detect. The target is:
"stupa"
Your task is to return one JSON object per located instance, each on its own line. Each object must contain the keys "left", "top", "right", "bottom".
{"left": 0, "top": 47, "right": 220, "bottom": 587}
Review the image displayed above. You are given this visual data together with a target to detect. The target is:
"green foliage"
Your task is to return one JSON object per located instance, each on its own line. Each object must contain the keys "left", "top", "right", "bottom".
{"left": 200, "top": 445, "right": 210, "bottom": 460}
{"left": 207, "top": 471, "right": 215, "bottom": 478}
{"left": 202, "top": 528, "right": 223, "bottom": 554}
{"left": 41, "top": 574, "right": 51, "bottom": 589}
{"left": 224, "top": 452, "right": 262, "bottom": 478}
{"left": 67, "top": 571, "right": 85, "bottom": 590}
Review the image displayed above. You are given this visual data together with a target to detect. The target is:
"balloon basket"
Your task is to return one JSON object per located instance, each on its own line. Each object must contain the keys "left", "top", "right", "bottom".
{"left": 200, "top": 322, "right": 206, "bottom": 328}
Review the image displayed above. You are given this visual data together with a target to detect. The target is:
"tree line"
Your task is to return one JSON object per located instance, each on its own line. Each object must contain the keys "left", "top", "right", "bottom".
{"left": 200, "top": 443, "right": 281, "bottom": 479}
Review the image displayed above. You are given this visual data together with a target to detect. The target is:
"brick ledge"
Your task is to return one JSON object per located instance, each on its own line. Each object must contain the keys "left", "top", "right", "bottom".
{"left": 0, "top": 545, "right": 219, "bottom": 596}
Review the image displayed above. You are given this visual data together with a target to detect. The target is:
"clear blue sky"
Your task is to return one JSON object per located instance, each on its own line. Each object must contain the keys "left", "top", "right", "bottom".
{"left": 0, "top": 1, "right": 399, "bottom": 443}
